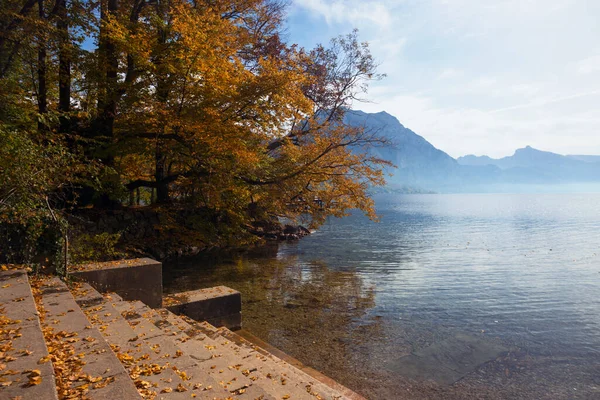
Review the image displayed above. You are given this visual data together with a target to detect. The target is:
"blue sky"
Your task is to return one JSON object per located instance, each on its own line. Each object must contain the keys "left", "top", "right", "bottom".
{"left": 285, "top": 0, "right": 600, "bottom": 158}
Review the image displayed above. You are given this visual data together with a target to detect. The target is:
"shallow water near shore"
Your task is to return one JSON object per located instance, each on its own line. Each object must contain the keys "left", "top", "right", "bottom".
{"left": 164, "top": 193, "right": 600, "bottom": 399}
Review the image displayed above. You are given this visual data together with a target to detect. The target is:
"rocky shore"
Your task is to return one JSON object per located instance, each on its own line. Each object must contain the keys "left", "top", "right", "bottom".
{"left": 248, "top": 220, "right": 311, "bottom": 241}
{"left": 70, "top": 207, "right": 311, "bottom": 261}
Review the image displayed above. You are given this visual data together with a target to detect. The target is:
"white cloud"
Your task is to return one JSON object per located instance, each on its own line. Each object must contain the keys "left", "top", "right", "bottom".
{"left": 489, "top": 91, "right": 600, "bottom": 114}
{"left": 360, "top": 92, "right": 600, "bottom": 158}
{"left": 289, "top": 0, "right": 600, "bottom": 157}
{"left": 437, "top": 68, "right": 462, "bottom": 80}
{"left": 575, "top": 55, "right": 600, "bottom": 75}
{"left": 294, "top": 0, "right": 394, "bottom": 27}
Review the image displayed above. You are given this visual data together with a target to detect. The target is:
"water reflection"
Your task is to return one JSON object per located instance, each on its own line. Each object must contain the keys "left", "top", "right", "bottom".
{"left": 164, "top": 251, "right": 382, "bottom": 384}
{"left": 165, "top": 193, "right": 600, "bottom": 399}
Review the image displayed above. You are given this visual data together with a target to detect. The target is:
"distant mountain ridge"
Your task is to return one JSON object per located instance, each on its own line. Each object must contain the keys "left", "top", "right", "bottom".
{"left": 566, "top": 155, "right": 600, "bottom": 163}
{"left": 458, "top": 146, "right": 597, "bottom": 170}
{"left": 344, "top": 110, "right": 458, "bottom": 187}
{"left": 345, "top": 110, "right": 600, "bottom": 192}
{"left": 457, "top": 146, "right": 600, "bottom": 183}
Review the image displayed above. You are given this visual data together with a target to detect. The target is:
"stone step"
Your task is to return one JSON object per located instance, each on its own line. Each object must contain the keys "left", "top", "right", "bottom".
{"left": 143, "top": 307, "right": 284, "bottom": 400}
{"left": 0, "top": 270, "right": 58, "bottom": 400}
{"left": 138, "top": 304, "right": 349, "bottom": 400}
{"left": 35, "top": 276, "right": 142, "bottom": 399}
{"left": 71, "top": 282, "right": 124, "bottom": 307}
{"left": 71, "top": 283, "right": 231, "bottom": 400}
{"left": 71, "top": 281, "right": 105, "bottom": 307}
{"left": 172, "top": 317, "right": 326, "bottom": 399}
{"left": 182, "top": 316, "right": 350, "bottom": 400}
{"left": 111, "top": 299, "right": 275, "bottom": 400}
{"left": 162, "top": 314, "right": 348, "bottom": 400}
{"left": 218, "top": 328, "right": 362, "bottom": 400}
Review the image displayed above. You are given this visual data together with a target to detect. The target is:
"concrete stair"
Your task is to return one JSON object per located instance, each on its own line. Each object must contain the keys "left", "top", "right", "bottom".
{"left": 74, "top": 285, "right": 239, "bottom": 399}
{"left": 36, "top": 276, "right": 142, "bottom": 399}
{"left": 114, "top": 301, "right": 348, "bottom": 400}
{"left": 0, "top": 270, "right": 58, "bottom": 399}
{"left": 0, "top": 272, "right": 357, "bottom": 400}
{"left": 156, "top": 310, "right": 348, "bottom": 400}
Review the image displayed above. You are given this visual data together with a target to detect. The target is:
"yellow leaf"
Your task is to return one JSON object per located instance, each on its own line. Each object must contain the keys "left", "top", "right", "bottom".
{"left": 27, "top": 376, "right": 42, "bottom": 386}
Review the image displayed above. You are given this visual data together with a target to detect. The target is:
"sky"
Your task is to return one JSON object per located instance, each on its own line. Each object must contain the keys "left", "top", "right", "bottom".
{"left": 285, "top": 0, "right": 600, "bottom": 158}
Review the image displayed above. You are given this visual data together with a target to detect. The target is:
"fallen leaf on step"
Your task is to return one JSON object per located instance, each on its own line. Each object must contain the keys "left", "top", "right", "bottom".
{"left": 27, "top": 376, "right": 42, "bottom": 386}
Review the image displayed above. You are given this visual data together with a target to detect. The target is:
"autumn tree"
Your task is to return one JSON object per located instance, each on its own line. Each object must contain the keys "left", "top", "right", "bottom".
{"left": 1, "top": 0, "right": 391, "bottom": 259}
{"left": 106, "top": 1, "right": 388, "bottom": 223}
{"left": 0, "top": 0, "right": 97, "bottom": 265}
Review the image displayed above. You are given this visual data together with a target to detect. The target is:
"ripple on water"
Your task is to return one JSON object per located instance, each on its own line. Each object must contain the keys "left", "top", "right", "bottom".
{"left": 165, "top": 193, "right": 600, "bottom": 399}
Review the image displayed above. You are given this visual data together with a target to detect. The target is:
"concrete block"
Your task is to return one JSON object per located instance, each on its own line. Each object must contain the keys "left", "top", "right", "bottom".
{"left": 70, "top": 258, "right": 162, "bottom": 308}
{"left": 206, "top": 313, "right": 242, "bottom": 330}
{"left": 165, "top": 286, "right": 241, "bottom": 330}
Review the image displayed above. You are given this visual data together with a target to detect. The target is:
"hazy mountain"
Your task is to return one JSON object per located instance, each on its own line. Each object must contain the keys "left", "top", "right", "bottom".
{"left": 567, "top": 155, "right": 600, "bottom": 163}
{"left": 345, "top": 110, "right": 600, "bottom": 192}
{"left": 458, "top": 146, "right": 600, "bottom": 183}
{"left": 343, "top": 110, "right": 501, "bottom": 191}
{"left": 455, "top": 154, "right": 496, "bottom": 167}
{"left": 459, "top": 146, "right": 581, "bottom": 169}
{"left": 344, "top": 110, "right": 455, "bottom": 184}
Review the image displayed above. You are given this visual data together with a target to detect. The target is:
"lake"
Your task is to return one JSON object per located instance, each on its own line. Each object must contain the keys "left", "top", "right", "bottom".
{"left": 164, "top": 193, "right": 600, "bottom": 399}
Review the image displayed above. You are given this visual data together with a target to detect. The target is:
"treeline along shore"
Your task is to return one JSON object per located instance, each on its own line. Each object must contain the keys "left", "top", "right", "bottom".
{"left": 0, "top": 0, "right": 392, "bottom": 268}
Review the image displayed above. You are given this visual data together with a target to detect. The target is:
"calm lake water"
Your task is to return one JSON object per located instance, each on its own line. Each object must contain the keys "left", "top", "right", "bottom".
{"left": 164, "top": 193, "right": 600, "bottom": 399}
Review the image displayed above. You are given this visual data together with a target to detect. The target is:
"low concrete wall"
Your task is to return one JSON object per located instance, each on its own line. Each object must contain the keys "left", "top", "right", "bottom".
{"left": 70, "top": 258, "right": 162, "bottom": 308}
{"left": 165, "top": 286, "right": 242, "bottom": 330}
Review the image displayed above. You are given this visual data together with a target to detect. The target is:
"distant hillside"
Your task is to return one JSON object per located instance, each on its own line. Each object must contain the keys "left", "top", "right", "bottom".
{"left": 346, "top": 110, "right": 600, "bottom": 192}
{"left": 458, "top": 146, "right": 600, "bottom": 183}
{"left": 567, "top": 155, "right": 600, "bottom": 163}
{"left": 344, "top": 110, "right": 454, "bottom": 184}
{"left": 344, "top": 110, "right": 501, "bottom": 191}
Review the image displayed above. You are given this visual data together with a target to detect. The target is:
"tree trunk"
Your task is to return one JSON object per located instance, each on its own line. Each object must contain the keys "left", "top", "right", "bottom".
{"left": 90, "top": 0, "right": 119, "bottom": 209}
{"left": 57, "top": 0, "right": 70, "bottom": 132}
{"left": 155, "top": 149, "right": 169, "bottom": 203}
{"left": 156, "top": 182, "right": 169, "bottom": 204}
{"left": 96, "top": 0, "right": 118, "bottom": 160}
{"left": 37, "top": 0, "right": 47, "bottom": 131}
{"left": 153, "top": 14, "right": 170, "bottom": 204}
{"left": 0, "top": 0, "right": 38, "bottom": 79}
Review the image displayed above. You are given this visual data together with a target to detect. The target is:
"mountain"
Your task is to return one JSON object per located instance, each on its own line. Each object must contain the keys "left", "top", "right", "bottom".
{"left": 566, "top": 155, "right": 600, "bottom": 163}
{"left": 344, "top": 110, "right": 502, "bottom": 191}
{"left": 344, "top": 110, "right": 457, "bottom": 186}
{"left": 455, "top": 154, "right": 496, "bottom": 167}
{"left": 345, "top": 110, "right": 600, "bottom": 192}
{"left": 458, "top": 146, "right": 600, "bottom": 183}
{"left": 459, "top": 146, "right": 581, "bottom": 169}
